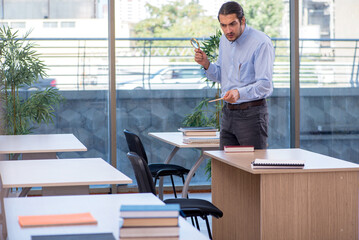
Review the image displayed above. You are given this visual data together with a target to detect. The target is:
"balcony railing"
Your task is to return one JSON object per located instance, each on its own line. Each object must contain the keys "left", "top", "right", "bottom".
{"left": 23, "top": 37, "right": 359, "bottom": 90}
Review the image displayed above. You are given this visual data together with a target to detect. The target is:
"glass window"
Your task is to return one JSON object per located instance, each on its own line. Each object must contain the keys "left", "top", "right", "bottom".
{"left": 299, "top": 0, "right": 359, "bottom": 163}
{"left": 1, "top": 0, "right": 109, "bottom": 165}
{"left": 115, "top": 0, "right": 290, "bottom": 187}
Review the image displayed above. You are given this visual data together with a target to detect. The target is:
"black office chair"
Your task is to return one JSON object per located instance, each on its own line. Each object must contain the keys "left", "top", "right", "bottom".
{"left": 124, "top": 129, "right": 190, "bottom": 198}
{"left": 127, "top": 152, "right": 223, "bottom": 239}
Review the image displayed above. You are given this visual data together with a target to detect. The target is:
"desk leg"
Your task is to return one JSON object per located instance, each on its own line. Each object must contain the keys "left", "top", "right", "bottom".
{"left": 181, "top": 150, "right": 206, "bottom": 198}
{"left": 22, "top": 152, "right": 57, "bottom": 160}
{"left": 158, "top": 146, "right": 179, "bottom": 200}
{"left": 18, "top": 188, "right": 31, "bottom": 197}
{"left": 42, "top": 186, "right": 89, "bottom": 196}
{"left": 1, "top": 188, "right": 9, "bottom": 240}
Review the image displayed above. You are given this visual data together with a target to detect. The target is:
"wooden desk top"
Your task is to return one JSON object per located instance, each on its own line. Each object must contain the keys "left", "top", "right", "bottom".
{"left": 205, "top": 148, "right": 359, "bottom": 174}
{"left": 4, "top": 193, "right": 208, "bottom": 240}
{"left": 149, "top": 132, "right": 219, "bottom": 149}
{"left": 0, "top": 158, "right": 132, "bottom": 188}
{"left": 0, "top": 134, "right": 87, "bottom": 154}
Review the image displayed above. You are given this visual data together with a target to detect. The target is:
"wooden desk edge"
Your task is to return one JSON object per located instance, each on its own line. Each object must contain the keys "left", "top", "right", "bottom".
{"left": 204, "top": 151, "right": 359, "bottom": 174}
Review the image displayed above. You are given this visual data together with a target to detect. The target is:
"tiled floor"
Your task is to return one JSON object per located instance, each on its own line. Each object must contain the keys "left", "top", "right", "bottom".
{"left": 163, "top": 191, "right": 213, "bottom": 238}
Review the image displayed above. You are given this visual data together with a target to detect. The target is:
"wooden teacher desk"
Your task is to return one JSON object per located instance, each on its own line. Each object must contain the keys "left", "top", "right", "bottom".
{"left": 205, "top": 148, "right": 359, "bottom": 240}
{"left": 0, "top": 158, "right": 132, "bottom": 197}
{"left": 0, "top": 134, "right": 87, "bottom": 160}
{"left": 4, "top": 193, "right": 209, "bottom": 240}
{"left": 149, "top": 132, "right": 219, "bottom": 199}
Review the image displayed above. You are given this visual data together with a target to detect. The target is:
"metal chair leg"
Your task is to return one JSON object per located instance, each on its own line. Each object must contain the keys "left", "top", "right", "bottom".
{"left": 170, "top": 175, "right": 177, "bottom": 198}
{"left": 190, "top": 216, "right": 195, "bottom": 226}
{"left": 194, "top": 216, "right": 200, "bottom": 230}
{"left": 204, "top": 215, "right": 212, "bottom": 239}
{"left": 153, "top": 177, "right": 158, "bottom": 195}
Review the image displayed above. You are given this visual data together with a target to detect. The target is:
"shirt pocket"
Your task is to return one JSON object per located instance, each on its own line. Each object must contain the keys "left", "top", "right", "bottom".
{"left": 239, "top": 60, "right": 254, "bottom": 84}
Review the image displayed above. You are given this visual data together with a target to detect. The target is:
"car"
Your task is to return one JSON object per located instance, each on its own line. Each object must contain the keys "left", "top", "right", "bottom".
{"left": 118, "top": 66, "right": 210, "bottom": 90}
{"left": 21, "top": 77, "right": 57, "bottom": 91}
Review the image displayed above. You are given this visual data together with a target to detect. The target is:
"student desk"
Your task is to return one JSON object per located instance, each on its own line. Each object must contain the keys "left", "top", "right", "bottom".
{"left": 4, "top": 193, "right": 209, "bottom": 240}
{"left": 0, "top": 134, "right": 87, "bottom": 160}
{"left": 0, "top": 158, "right": 132, "bottom": 197}
{"left": 205, "top": 148, "right": 359, "bottom": 240}
{"left": 149, "top": 132, "right": 219, "bottom": 199}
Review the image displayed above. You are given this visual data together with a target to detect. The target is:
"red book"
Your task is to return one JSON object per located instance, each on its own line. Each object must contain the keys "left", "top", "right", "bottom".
{"left": 224, "top": 145, "right": 254, "bottom": 153}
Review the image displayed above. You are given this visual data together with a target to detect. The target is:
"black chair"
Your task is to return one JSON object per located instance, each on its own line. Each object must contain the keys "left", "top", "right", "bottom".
{"left": 127, "top": 152, "right": 223, "bottom": 239}
{"left": 124, "top": 129, "right": 190, "bottom": 198}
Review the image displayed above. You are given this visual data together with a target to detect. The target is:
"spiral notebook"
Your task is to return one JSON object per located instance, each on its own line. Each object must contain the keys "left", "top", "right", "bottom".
{"left": 251, "top": 158, "right": 305, "bottom": 169}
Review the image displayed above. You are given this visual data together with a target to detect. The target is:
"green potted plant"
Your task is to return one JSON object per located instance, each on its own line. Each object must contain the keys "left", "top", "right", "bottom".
{"left": 0, "top": 27, "right": 63, "bottom": 157}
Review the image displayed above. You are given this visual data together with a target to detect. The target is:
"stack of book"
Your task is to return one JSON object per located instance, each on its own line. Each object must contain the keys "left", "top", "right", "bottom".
{"left": 119, "top": 204, "right": 180, "bottom": 240}
{"left": 178, "top": 127, "right": 217, "bottom": 136}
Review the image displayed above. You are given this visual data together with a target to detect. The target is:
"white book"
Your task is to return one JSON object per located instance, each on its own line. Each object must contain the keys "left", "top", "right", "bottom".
{"left": 224, "top": 145, "right": 254, "bottom": 152}
{"left": 120, "top": 226, "right": 179, "bottom": 238}
{"left": 183, "top": 137, "right": 219, "bottom": 144}
{"left": 182, "top": 131, "right": 217, "bottom": 136}
{"left": 251, "top": 158, "right": 305, "bottom": 169}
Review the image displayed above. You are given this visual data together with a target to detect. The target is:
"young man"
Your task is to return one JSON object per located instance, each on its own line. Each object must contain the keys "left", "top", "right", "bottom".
{"left": 194, "top": 1, "right": 274, "bottom": 149}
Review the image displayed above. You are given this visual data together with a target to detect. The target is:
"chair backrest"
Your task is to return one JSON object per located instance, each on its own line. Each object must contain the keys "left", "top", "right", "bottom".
{"left": 124, "top": 129, "right": 149, "bottom": 163}
{"left": 126, "top": 152, "right": 156, "bottom": 195}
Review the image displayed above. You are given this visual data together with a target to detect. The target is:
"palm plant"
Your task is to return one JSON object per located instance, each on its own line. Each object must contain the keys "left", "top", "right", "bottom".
{"left": 0, "top": 26, "right": 63, "bottom": 136}
{"left": 182, "top": 30, "right": 222, "bottom": 178}
{"left": 182, "top": 30, "right": 222, "bottom": 129}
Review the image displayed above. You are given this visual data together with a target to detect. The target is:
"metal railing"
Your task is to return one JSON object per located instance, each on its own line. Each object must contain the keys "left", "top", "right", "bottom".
{"left": 25, "top": 37, "right": 359, "bottom": 90}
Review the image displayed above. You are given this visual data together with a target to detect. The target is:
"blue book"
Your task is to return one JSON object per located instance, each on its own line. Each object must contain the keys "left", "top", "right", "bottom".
{"left": 120, "top": 204, "right": 180, "bottom": 218}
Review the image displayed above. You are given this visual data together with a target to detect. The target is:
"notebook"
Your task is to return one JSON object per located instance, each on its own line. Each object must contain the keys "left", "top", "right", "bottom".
{"left": 251, "top": 158, "right": 305, "bottom": 169}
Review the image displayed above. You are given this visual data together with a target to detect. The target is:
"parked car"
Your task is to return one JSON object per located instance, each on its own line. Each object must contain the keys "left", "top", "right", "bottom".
{"left": 21, "top": 77, "right": 57, "bottom": 91}
{"left": 118, "top": 66, "right": 210, "bottom": 90}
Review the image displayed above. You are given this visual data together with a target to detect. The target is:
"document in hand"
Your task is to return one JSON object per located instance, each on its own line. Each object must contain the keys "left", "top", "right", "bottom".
{"left": 251, "top": 158, "right": 305, "bottom": 169}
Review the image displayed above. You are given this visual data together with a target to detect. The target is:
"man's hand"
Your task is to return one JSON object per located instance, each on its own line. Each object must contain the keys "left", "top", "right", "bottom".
{"left": 194, "top": 48, "right": 210, "bottom": 70}
{"left": 223, "top": 89, "right": 240, "bottom": 103}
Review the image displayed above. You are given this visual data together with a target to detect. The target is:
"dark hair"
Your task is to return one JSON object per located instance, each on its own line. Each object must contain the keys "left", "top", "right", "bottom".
{"left": 217, "top": 1, "right": 244, "bottom": 22}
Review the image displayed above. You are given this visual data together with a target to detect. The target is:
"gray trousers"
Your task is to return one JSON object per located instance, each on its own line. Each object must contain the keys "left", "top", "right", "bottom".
{"left": 220, "top": 102, "right": 269, "bottom": 150}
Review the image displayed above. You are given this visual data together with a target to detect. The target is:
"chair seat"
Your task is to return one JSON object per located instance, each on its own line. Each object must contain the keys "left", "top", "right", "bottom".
{"left": 149, "top": 163, "right": 190, "bottom": 177}
{"left": 164, "top": 198, "right": 223, "bottom": 219}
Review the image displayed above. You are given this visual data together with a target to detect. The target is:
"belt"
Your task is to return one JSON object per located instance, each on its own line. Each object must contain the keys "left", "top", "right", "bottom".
{"left": 226, "top": 99, "right": 266, "bottom": 110}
